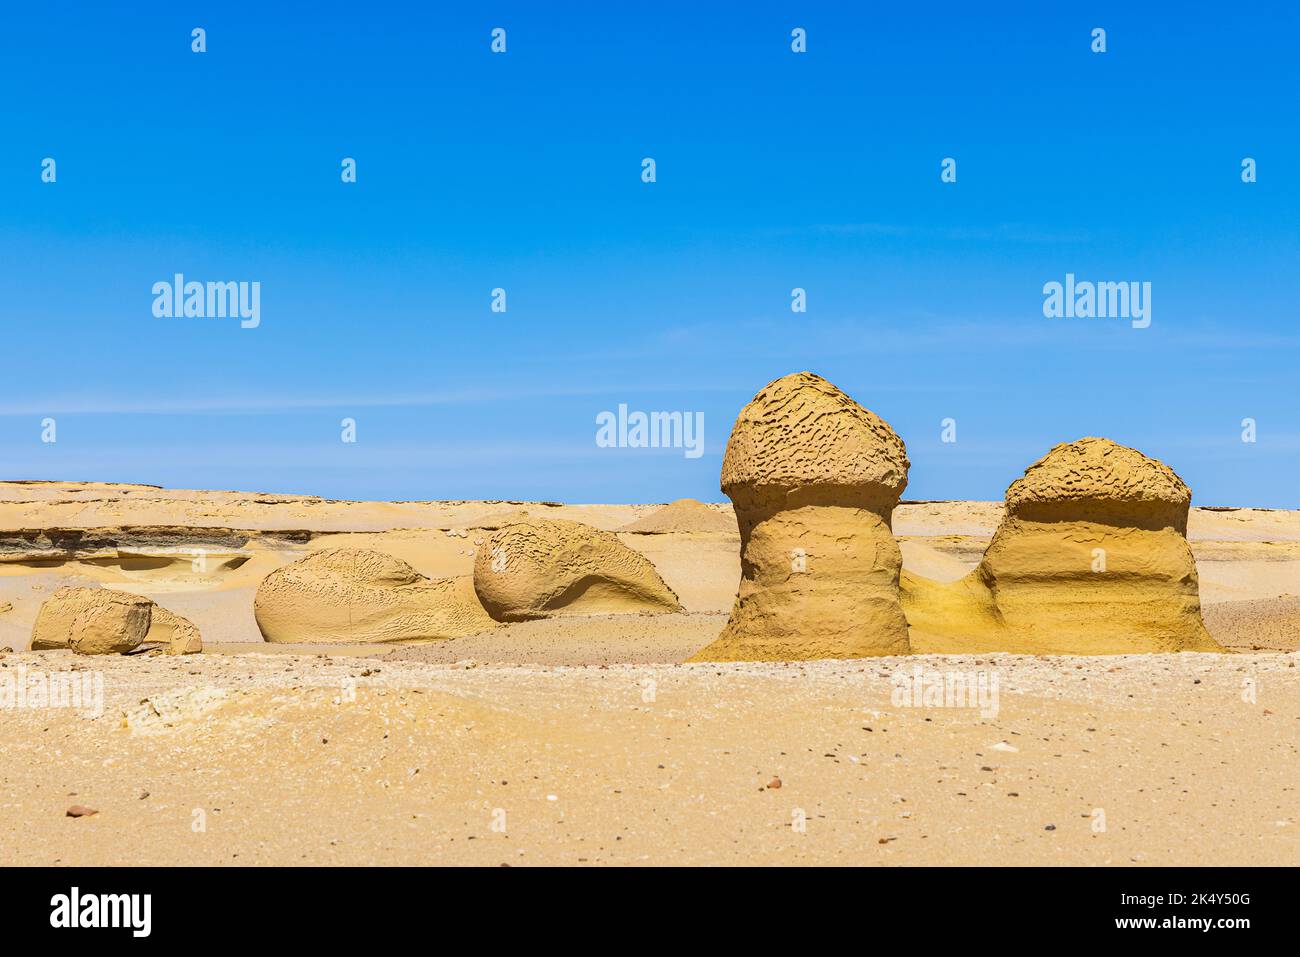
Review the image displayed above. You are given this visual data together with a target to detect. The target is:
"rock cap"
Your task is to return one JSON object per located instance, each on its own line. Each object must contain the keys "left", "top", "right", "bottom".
{"left": 1005, "top": 437, "right": 1191, "bottom": 529}
{"left": 720, "top": 372, "right": 908, "bottom": 500}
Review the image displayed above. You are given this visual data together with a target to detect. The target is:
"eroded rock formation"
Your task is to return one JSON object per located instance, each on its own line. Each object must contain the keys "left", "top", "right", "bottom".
{"left": 31, "top": 587, "right": 153, "bottom": 655}
{"left": 692, "top": 372, "right": 911, "bottom": 660}
{"left": 254, "top": 548, "right": 495, "bottom": 643}
{"left": 473, "top": 517, "right": 680, "bottom": 620}
{"left": 904, "top": 437, "right": 1222, "bottom": 654}
{"left": 146, "top": 606, "right": 204, "bottom": 655}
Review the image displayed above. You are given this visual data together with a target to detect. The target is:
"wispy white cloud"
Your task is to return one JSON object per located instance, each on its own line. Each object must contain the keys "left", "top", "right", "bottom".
{"left": 0, "top": 383, "right": 740, "bottom": 417}
{"left": 787, "top": 222, "right": 1097, "bottom": 245}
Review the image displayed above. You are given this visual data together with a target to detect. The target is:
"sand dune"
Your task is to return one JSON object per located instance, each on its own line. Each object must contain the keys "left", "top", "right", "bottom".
{"left": 618, "top": 498, "right": 737, "bottom": 534}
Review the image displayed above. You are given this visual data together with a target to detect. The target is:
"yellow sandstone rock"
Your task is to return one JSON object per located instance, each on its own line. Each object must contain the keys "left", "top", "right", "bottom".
{"left": 692, "top": 372, "right": 911, "bottom": 660}
{"left": 473, "top": 517, "right": 680, "bottom": 620}
{"left": 254, "top": 548, "right": 495, "bottom": 643}
{"left": 30, "top": 586, "right": 153, "bottom": 656}
{"left": 146, "top": 605, "right": 203, "bottom": 655}
{"left": 905, "top": 437, "right": 1222, "bottom": 654}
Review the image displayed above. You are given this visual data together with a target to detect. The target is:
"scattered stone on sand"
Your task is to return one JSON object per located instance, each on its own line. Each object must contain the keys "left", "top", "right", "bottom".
{"left": 121, "top": 687, "right": 232, "bottom": 736}
{"left": 66, "top": 805, "right": 98, "bottom": 818}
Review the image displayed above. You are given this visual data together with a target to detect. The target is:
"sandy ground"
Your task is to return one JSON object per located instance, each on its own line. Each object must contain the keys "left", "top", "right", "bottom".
{"left": 3, "top": 649, "right": 1294, "bottom": 866}
{"left": 0, "top": 482, "right": 1296, "bottom": 865}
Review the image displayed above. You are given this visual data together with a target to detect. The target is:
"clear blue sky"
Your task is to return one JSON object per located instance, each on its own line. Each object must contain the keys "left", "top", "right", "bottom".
{"left": 2, "top": 2, "right": 1297, "bottom": 506}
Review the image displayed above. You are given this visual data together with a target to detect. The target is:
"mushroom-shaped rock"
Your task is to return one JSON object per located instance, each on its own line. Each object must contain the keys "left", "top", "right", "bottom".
{"left": 254, "top": 548, "right": 495, "bottom": 644}
{"left": 472, "top": 517, "right": 680, "bottom": 621}
{"left": 30, "top": 586, "right": 152, "bottom": 656}
{"left": 970, "top": 437, "right": 1220, "bottom": 653}
{"left": 691, "top": 372, "right": 911, "bottom": 660}
{"left": 146, "top": 606, "right": 203, "bottom": 655}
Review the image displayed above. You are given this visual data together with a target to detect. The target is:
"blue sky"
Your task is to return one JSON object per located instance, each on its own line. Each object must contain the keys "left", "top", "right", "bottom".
{"left": 2, "top": 2, "right": 1297, "bottom": 505}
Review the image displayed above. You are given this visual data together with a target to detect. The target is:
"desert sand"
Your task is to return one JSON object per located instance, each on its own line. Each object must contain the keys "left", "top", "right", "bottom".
{"left": 0, "top": 479, "right": 1296, "bottom": 865}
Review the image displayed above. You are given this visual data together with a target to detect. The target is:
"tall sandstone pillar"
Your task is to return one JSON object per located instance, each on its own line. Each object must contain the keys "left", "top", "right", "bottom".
{"left": 692, "top": 372, "right": 912, "bottom": 661}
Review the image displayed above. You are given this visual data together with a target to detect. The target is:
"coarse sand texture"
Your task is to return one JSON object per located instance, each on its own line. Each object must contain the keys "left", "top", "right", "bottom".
{"left": 254, "top": 548, "right": 496, "bottom": 644}
{"left": 472, "top": 517, "right": 681, "bottom": 620}
{"left": 692, "top": 372, "right": 912, "bottom": 660}
{"left": 903, "top": 437, "right": 1223, "bottom": 654}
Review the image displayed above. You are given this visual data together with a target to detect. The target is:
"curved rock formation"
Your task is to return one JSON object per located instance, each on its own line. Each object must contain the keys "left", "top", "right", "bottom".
{"left": 146, "top": 606, "right": 203, "bottom": 655}
{"left": 472, "top": 517, "right": 680, "bottom": 620}
{"left": 254, "top": 548, "right": 496, "bottom": 643}
{"left": 978, "top": 437, "right": 1219, "bottom": 652}
{"left": 905, "top": 437, "right": 1222, "bottom": 654}
{"left": 31, "top": 586, "right": 153, "bottom": 656}
{"left": 1002, "top": 436, "right": 1193, "bottom": 532}
{"left": 691, "top": 372, "right": 911, "bottom": 660}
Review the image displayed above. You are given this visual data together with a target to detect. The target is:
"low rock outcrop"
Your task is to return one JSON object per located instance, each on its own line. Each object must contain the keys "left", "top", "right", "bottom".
{"left": 146, "top": 606, "right": 203, "bottom": 655}
{"left": 473, "top": 518, "right": 680, "bottom": 620}
{"left": 254, "top": 548, "right": 496, "bottom": 643}
{"left": 30, "top": 587, "right": 153, "bottom": 655}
